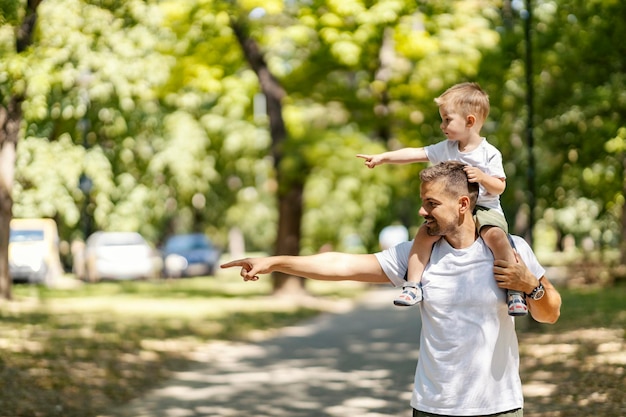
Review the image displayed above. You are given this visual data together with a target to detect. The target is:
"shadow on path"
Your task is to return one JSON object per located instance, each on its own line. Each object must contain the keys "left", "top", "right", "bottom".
{"left": 108, "top": 287, "right": 421, "bottom": 417}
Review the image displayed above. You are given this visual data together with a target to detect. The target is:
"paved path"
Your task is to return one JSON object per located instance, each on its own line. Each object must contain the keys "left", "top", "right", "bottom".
{"left": 109, "top": 287, "right": 421, "bottom": 417}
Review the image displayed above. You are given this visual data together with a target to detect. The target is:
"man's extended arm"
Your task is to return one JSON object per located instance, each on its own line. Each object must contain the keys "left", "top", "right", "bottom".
{"left": 221, "top": 252, "right": 391, "bottom": 284}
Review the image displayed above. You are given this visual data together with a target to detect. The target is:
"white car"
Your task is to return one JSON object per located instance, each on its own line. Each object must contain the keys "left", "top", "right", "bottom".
{"left": 9, "top": 218, "right": 64, "bottom": 286}
{"left": 81, "top": 232, "right": 159, "bottom": 282}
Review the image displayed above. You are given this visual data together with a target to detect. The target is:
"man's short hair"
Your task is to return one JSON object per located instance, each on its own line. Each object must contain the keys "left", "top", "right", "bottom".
{"left": 434, "top": 82, "right": 489, "bottom": 124}
{"left": 420, "top": 161, "right": 479, "bottom": 208}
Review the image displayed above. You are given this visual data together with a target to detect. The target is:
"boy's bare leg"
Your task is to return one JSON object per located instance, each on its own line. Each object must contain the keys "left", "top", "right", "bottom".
{"left": 394, "top": 225, "right": 440, "bottom": 307}
{"left": 480, "top": 226, "right": 528, "bottom": 316}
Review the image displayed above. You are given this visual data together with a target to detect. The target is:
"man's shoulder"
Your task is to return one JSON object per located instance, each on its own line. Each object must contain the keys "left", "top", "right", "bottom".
{"left": 508, "top": 235, "right": 531, "bottom": 249}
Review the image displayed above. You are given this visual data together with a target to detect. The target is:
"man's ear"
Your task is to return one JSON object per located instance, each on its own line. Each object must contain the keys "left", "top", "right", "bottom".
{"left": 459, "top": 196, "right": 472, "bottom": 214}
{"left": 466, "top": 115, "right": 476, "bottom": 128}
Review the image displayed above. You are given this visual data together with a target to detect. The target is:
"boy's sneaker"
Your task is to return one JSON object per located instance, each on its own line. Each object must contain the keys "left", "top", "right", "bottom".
{"left": 394, "top": 282, "right": 422, "bottom": 307}
{"left": 507, "top": 290, "right": 528, "bottom": 316}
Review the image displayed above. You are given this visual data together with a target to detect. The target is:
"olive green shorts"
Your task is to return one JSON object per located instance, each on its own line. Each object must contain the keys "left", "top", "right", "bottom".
{"left": 474, "top": 205, "right": 509, "bottom": 233}
{"left": 413, "top": 408, "right": 523, "bottom": 417}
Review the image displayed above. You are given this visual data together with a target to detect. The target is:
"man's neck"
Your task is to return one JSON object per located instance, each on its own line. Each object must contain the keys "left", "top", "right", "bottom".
{"left": 443, "top": 222, "right": 479, "bottom": 249}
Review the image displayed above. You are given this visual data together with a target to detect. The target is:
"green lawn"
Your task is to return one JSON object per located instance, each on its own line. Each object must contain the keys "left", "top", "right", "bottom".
{"left": 552, "top": 285, "right": 626, "bottom": 330}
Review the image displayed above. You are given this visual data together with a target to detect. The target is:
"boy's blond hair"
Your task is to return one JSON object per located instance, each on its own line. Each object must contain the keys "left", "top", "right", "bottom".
{"left": 434, "top": 82, "right": 489, "bottom": 124}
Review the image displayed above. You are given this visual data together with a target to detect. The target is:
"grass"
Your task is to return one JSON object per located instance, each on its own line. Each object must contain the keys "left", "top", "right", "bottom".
{"left": 0, "top": 270, "right": 368, "bottom": 417}
{"left": 551, "top": 285, "right": 626, "bottom": 330}
{"left": 0, "top": 270, "right": 625, "bottom": 417}
{"left": 518, "top": 284, "right": 626, "bottom": 417}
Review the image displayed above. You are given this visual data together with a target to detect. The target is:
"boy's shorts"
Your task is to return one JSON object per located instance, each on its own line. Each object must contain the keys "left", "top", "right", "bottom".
{"left": 474, "top": 205, "right": 508, "bottom": 233}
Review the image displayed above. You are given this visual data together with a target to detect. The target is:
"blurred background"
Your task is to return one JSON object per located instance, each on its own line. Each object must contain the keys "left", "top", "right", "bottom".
{"left": 1, "top": 2, "right": 626, "bottom": 416}
{"left": 1, "top": 0, "right": 624, "bottom": 292}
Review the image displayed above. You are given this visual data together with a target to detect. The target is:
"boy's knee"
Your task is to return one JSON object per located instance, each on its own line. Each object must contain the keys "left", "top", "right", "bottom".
{"left": 480, "top": 225, "right": 507, "bottom": 239}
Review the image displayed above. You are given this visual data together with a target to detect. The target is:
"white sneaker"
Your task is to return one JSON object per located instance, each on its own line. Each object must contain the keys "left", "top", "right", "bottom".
{"left": 507, "top": 290, "right": 528, "bottom": 316}
{"left": 394, "top": 283, "right": 422, "bottom": 307}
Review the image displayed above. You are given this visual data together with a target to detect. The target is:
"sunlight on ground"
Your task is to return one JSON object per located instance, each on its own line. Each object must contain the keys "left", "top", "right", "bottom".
{"left": 101, "top": 288, "right": 419, "bottom": 417}
{"left": 520, "top": 327, "right": 626, "bottom": 416}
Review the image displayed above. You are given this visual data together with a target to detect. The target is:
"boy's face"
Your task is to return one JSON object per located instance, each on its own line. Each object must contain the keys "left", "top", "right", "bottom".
{"left": 439, "top": 107, "right": 471, "bottom": 141}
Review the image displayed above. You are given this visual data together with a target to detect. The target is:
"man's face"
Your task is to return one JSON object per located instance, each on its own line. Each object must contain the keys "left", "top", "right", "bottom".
{"left": 418, "top": 179, "right": 460, "bottom": 237}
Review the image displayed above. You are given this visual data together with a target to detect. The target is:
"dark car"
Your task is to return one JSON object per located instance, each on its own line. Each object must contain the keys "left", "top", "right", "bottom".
{"left": 161, "top": 233, "right": 221, "bottom": 278}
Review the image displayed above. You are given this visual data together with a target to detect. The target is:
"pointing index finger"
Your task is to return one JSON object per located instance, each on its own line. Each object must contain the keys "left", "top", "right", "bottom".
{"left": 220, "top": 259, "right": 247, "bottom": 269}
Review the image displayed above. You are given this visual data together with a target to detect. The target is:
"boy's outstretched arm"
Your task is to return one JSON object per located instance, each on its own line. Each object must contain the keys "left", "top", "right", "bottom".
{"left": 357, "top": 147, "right": 428, "bottom": 168}
{"left": 221, "top": 252, "right": 390, "bottom": 284}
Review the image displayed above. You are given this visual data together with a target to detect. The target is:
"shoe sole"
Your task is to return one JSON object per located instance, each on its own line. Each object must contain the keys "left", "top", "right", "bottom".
{"left": 393, "top": 300, "right": 420, "bottom": 307}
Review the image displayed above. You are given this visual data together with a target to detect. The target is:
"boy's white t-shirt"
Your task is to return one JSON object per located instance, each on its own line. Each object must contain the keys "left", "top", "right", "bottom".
{"left": 375, "top": 236, "right": 545, "bottom": 416}
{"left": 425, "top": 139, "right": 506, "bottom": 214}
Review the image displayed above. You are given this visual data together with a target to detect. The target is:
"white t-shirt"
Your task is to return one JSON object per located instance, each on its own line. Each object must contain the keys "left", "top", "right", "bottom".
{"left": 425, "top": 139, "right": 505, "bottom": 214}
{"left": 375, "top": 236, "right": 545, "bottom": 416}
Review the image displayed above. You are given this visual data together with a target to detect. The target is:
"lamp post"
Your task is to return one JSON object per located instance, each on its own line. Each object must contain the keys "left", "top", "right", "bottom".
{"left": 524, "top": 0, "right": 535, "bottom": 246}
{"left": 78, "top": 173, "right": 93, "bottom": 239}
{"left": 77, "top": 70, "right": 93, "bottom": 240}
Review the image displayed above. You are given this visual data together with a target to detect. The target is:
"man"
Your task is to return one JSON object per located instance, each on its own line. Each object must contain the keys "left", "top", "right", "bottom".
{"left": 221, "top": 161, "right": 561, "bottom": 416}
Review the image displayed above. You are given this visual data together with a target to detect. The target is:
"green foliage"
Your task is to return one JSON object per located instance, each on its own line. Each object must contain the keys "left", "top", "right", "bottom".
{"left": 470, "top": 0, "right": 626, "bottom": 252}
{"left": 223, "top": 0, "right": 501, "bottom": 251}
{"left": 13, "top": 135, "right": 84, "bottom": 227}
{"left": 2, "top": 0, "right": 527, "bottom": 254}
{"left": 10, "top": 0, "right": 174, "bottom": 242}
{"left": 526, "top": 0, "right": 626, "bottom": 249}
{"left": 5, "top": 0, "right": 624, "bottom": 259}
{"left": 0, "top": 0, "right": 22, "bottom": 24}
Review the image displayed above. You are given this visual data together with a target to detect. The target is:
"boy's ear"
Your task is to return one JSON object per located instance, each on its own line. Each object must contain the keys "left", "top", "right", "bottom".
{"left": 466, "top": 115, "right": 476, "bottom": 128}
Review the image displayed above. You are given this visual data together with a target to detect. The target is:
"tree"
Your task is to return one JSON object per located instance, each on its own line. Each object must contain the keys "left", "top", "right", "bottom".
{"left": 0, "top": 0, "right": 42, "bottom": 300}
{"left": 230, "top": 17, "right": 308, "bottom": 293}
{"left": 10, "top": 0, "right": 276, "bottom": 256}
{"left": 3, "top": 0, "right": 517, "bottom": 299}
{"left": 218, "top": 0, "right": 500, "bottom": 292}
{"left": 537, "top": 0, "right": 626, "bottom": 260}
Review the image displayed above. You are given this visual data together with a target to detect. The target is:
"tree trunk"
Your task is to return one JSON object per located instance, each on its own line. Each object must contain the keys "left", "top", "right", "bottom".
{"left": 621, "top": 152, "right": 626, "bottom": 265}
{"left": 273, "top": 182, "right": 306, "bottom": 295}
{"left": 231, "top": 18, "right": 306, "bottom": 294}
{"left": 0, "top": 0, "right": 42, "bottom": 300}
{"left": 0, "top": 96, "right": 23, "bottom": 300}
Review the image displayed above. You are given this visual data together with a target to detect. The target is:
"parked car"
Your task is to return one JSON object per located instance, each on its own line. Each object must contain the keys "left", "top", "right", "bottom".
{"left": 9, "top": 218, "right": 63, "bottom": 286}
{"left": 79, "top": 231, "right": 160, "bottom": 282}
{"left": 161, "top": 233, "right": 221, "bottom": 278}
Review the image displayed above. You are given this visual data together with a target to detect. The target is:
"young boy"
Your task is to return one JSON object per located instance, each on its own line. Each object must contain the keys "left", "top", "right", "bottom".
{"left": 357, "top": 82, "right": 528, "bottom": 316}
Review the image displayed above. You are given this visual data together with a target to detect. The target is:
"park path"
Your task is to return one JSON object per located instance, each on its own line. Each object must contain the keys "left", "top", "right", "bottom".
{"left": 106, "top": 287, "right": 421, "bottom": 417}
